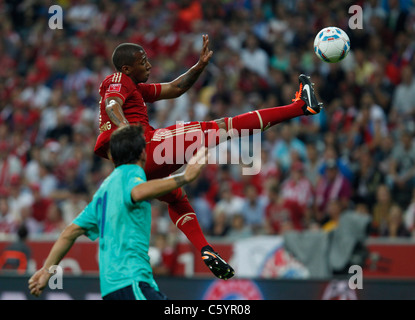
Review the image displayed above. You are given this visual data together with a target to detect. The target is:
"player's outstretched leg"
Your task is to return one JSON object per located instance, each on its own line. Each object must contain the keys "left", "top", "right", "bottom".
{"left": 294, "top": 74, "right": 323, "bottom": 115}
{"left": 218, "top": 74, "right": 323, "bottom": 137}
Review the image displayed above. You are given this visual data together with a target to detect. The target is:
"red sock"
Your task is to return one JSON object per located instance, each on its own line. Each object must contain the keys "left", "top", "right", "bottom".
{"left": 225, "top": 100, "right": 305, "bottom": 135}
{"left": 167, "top": 195, "right": 210, "bottom": 252}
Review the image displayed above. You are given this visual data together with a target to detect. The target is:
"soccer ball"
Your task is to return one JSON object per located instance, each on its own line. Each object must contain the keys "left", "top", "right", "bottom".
{"left": 314, "top": 27, "right": 350, "bottom": 63}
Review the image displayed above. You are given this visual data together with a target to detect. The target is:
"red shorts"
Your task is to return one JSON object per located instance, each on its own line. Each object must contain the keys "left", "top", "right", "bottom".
{"left": 94, "top": 121, "right": 220, "bottom": 199}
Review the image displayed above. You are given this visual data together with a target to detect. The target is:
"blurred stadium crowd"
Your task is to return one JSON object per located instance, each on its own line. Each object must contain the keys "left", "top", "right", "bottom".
{"left": 0, "top": 0, "right": 415, "bottom": 255}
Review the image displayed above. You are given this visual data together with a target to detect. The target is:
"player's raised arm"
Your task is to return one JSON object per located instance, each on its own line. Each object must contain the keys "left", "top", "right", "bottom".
{"left": 105, "top": 97, "right": 129, "bottom": 128}
{"left": 131, "top": 147, "right": 209, "bottom": 202}
{"left": 157, "top": 34, "right": 213, "bottom": 100}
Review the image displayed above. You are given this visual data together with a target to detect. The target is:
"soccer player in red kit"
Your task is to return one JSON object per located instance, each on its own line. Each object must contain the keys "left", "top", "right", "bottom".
{"left": 94, "top": 35, "right": 322, "bottom": 280}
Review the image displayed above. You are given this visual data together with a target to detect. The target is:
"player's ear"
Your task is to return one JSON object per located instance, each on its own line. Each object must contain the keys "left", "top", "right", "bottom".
{"left": 107, "top": 150, "right": 114, "bottom": 162}
{"left": 121, "top": 64, "right": 131, "bottom": 75}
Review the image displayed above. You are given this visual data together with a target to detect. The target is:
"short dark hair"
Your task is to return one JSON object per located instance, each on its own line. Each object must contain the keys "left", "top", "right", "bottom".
{"left": 112, "top": 43, "right": 144, "bottom": 72}
{"left": 110, "top": 125, "right": 146, "bottom": 167}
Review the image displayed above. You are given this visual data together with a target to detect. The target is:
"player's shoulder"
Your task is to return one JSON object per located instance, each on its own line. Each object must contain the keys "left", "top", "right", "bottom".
{"left": 119, "top": 164, "right": 147, "bottom": 181}
{"left": 103, "top": 72, "right": 134, "bottom": 86}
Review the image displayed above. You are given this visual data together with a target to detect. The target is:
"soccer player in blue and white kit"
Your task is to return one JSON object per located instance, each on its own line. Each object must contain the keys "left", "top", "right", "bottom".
{"left": 28, "top": 125, "right": 219, "bottom": 300}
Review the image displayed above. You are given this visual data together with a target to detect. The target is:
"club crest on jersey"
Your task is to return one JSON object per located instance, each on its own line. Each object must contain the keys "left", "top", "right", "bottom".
{"left": 108, "top": 83, "right": 122, "bottom": 92}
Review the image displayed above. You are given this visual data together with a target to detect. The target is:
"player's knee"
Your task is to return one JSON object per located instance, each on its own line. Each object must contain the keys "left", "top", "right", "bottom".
{"left": 157, "top": 187, "right": 186, "bottom": 204}
{"left": 213, "top": 118, "right": 232, "bottom": 142}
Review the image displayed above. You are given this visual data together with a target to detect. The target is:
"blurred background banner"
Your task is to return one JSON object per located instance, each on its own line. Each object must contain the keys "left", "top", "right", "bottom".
{"left": 2, "top": 236, "right": 415, "bottom": 279}
{"left": 232, "top": 235, "right": 310, "bottom": 278}
{"left": 1, "top": 275, "right": 415, "bottom": 300}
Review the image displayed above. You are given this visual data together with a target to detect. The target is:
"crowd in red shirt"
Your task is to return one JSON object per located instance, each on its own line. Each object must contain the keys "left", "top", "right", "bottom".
{"left": 1, "top": 1, "right": 415, "bottom": 261}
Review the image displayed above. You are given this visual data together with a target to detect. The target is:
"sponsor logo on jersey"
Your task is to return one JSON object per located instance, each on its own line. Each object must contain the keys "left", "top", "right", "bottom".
{"left": 108, "top": 83, "right": 122, "bottom": 92}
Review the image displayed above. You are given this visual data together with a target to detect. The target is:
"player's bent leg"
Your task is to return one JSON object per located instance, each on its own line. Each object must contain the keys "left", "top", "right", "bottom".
{"left": 158, "top": 188, "right": 209, "bottom": 252}
{"left": 157, "top": 188, "right": 234, "bottom": 280}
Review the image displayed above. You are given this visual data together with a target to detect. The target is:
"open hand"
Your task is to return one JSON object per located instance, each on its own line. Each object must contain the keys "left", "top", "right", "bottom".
{"left": 199, "top": 34, "right": 213, "bottom": 66}
{"left": 28, "top": 268, "right": 51, "bottom": 297}
{"left": 184, "top": 146, "right": 209, "bottom": 183}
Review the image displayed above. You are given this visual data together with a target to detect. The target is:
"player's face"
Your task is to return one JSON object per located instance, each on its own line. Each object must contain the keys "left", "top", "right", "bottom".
{"left": 127, "top": 50, "right": 152, "bottom": 84}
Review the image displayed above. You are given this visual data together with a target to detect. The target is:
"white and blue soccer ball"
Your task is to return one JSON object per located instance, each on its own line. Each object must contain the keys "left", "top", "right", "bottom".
{"left": 314, "top": 27, "right": 350, "bottom": 63}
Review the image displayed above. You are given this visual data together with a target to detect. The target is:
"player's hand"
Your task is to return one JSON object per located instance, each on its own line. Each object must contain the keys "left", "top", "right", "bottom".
{"left": 184, "top": 146, "right": 209, "bottom": 183}
{"left": 28, "top": 268, "right": 51, "bottom": 297}
{"left": 198, "top": 34, "right": 213, "bottom": 66}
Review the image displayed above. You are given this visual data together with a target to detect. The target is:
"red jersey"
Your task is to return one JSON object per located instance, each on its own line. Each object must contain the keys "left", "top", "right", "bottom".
{"left": 94, "top": 72, "right": 162, "bottom": 158}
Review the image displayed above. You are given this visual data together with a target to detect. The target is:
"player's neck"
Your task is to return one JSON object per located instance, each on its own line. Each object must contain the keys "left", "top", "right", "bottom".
{"left": 136, "top": 159, "right": 145, "bottom": 169}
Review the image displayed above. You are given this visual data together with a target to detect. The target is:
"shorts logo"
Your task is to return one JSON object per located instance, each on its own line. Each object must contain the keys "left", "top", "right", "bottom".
{"left": 108, "top": 84, "right": 122, "bottom": 92}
